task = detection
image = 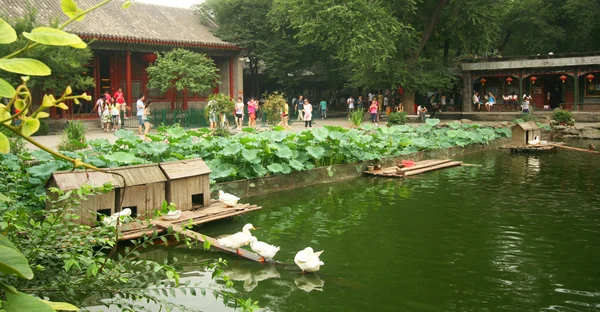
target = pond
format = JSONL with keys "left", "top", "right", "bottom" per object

{"left": 91, "top": 140, "right": 600, "bottom": 311}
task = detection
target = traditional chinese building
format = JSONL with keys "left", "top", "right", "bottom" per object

{"left": 460, "top": 53, "right": 600, "bottom": 113}
{"left": 2, "top": 0, "right": 243, "bottom": 119}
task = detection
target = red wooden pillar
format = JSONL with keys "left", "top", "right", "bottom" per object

{"left": 229, "top": 57, "right": 234, "bottom": 99}
{"left": 126, "top": 50, "right": 132, "bottom": 116}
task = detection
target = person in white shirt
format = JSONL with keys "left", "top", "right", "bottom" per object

{"left": 473, "top": 91, "right": 482, "bottom": 111}
{"left": 368, "top": 92, "right": 374, "bottom": 105}
{"left": 136, "top": 94, "right": 145, "bottom": 135}
{"left": 347, "top": 96, "right": 355, "bottom": 113}
{"left": 417, "top": 105, "right": 428, "bottom": 122}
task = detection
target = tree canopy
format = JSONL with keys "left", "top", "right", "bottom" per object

{"left": 146, "top": 48, "right": 220, "bottom": 107}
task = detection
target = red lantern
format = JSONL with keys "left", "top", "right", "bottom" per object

{"left": 530, "top": 76, "right": 537, "bottom": 84}
{"left": 141, "top": 53, "right": 158, "bottom": 63}
{"left": 587, "top": 73, "right": 595, "bottom": 82}
{"left": 506, "top": 77, "right": 513, "bottom": 85}
{"left": 480, "top": 78, "right": 487, "bottom": 85}
{"left": 560, "top": 75, "right": 567, "bottom": 83}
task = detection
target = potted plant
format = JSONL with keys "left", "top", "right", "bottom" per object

{"left": 551, "top": 109, "right": 574, "bottom": 126}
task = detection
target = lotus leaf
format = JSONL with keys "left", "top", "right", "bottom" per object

{"left": 306, "top": 146, "right": 325, "bottom": 159}
{"left": 242, "top": 149, "right": 260, "bottom": 163}
{"left": 267, "top": 163, "right": 284, "bottom": 173}
{"left": 220, "top": 143, "right": 242, "bottom": 157}
{"left": 275, "top": 146, "right": 294, "bottom": 159}
{"left": 252, "top": 163, "right": 267, "bottom": 177}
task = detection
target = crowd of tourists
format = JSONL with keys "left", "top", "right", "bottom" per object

{"left": 473, "top": 91, "right": 532, "bottom": 113}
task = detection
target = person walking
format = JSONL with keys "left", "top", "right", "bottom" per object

{"left": 296, "top": 95, "right": 304, "bottom": 121}
{"left": 247, "top": 97, "right": 258, "bottom": 128}
{"left": 234, "top": 97, "right": 244, "bottom": 130}
{"left": 368, "top": 92, "right": 374, "bottom": 106}
{"left": 92, "top": 95, "right": 105, "bottom": 128}
{"left": 110, "top": 101, "right": 120, "bottom": 132}
{"left": 143, "top": 100, "right": 152, "bottom": 135}
{"left": 102, "top": 101, "right": 111, "bottom": 132}
{"left": 136, "top": 94, "right": 145, "bottom": 135}
{"left": 207, "top": 99, "right": 217, "bottom": 129}
{"left": 369, "top": 100, "right": 378, "bottom": 126}
{"left": 357, "top": 95, "right": 364, "bottom": 111}
{"left": 347, "top": 96, "right": 355, "bottom": 114}
{"left": 372, "top": 97, "right": 379, "bottom": 124}
{"left": 319, "top": 99, "right": 327, "bottom": 119}
{"left": 303, "top": 99, "right": 312, "bottom": 128}
{"left": 278, "top": 100, "right": 290, "bottom": 130}
{"left": 113, "top": 87, "right": 127, "bottom": 128}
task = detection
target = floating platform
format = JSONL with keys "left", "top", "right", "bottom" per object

{"left": 363, "top": 159, "right": 463, "bottom": 178}
{"left": 117, "top": 199, "right": 271, "bottom": 263}
{"left": 500, "top": 144, "right": 557, "bottom": 153}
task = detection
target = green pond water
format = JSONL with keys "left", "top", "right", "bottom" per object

{"left": 91, "top": 140, "right": 600, "bottom": 311}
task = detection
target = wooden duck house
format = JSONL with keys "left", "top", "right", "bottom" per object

{"left": 512, "top": 122, "right": 541, "bottom": 146}
{"left": 159, "top": 159, "right": 211, "bottom": 211}
{"left": 46, "top": 164, "right": 167, "bottom": 225}
{"left": 46, "top": 171, "right": 121, "bottom": 226}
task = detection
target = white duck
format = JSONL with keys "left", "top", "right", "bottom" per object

{"left": 528, "top": 135, "right": 540, "bottom": 145}
{"left": 248, "top": 236, "right": 280, "bottom": 262}
{"left": 294, "top": 247, "right": 324, "bottom": 273}
{"left": 218, "top": 190, "right": 240, "bottom": 207}
{"left": 217, "top": 223, "right": 255, "bottom": 254}
{"left": 101, "top": 208, "right": 132, "bottom": 226}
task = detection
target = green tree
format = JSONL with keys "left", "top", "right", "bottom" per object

{"left": 270, "top": 0, "right": 504, "bottom": 112}
{"left": 0, "top": 7, "right": 94, "bottom": 103}
{"left": 198, "top": 0, "right": 272, "bottom": 97}
{"left": 146, "top": 48, "right": 220, "bottom": 109}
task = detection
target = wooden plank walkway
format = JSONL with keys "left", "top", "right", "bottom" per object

{"left": 151, "top": 221, "right": 277, "bottom": 264}
{"left": 363, "top": 159, "right": 462, "bottom": 178}
{"left": 118, "top": 199, "right": 261, "bottom": 241}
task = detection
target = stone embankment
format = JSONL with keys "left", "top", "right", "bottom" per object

{"left": 552, "top": 124, "right": 600, "bottom": 139}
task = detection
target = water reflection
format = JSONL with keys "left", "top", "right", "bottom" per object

{"left": 223, "top": 264, "right": 280, "bottom": 292}
{"left": 294, "top": 274, "right": 325, "bottom": 292}
{"left": 96, "top": 141, "right": 600, "bottom": 312}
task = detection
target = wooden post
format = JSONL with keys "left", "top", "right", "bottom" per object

{"left": 574, "top": 68, "right": 579, "bottom": 111}
{"left": 126, "top": 50, "right": 132, "bottom": 116}
{"left": 518, "top": 71, "right": 524, "bottom": 108}
{"left": 229, "top": 57, "right": 234, "bottom": 100}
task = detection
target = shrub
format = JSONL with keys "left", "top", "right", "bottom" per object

{"left": 263, "top": 92, "right": 287, "bottom": 125}
{"left": 551, "top": 109, "right": 574, "bottom": 126}
{"left": 57, "top": 120, "right": 87, "bottom": 151}
{"left": 387, "top": 111, "right": 407, "bottom": 126}
{"left": 348, "top": 109, "right": 364, "bottom": 127}
{"left": 513, "top": 113, "right": 538, "bottom": 124}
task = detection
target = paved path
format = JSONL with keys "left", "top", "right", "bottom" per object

{"left": 24, "top": 117, "right": 508, "bottom": 151}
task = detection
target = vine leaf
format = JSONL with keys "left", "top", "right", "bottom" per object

{"left": 60, "top": 0, "right": 85, "bottom": 21}
{"left": 21, "top": 118, "right": 40, "bottom": 137}
{"left": 22, "top": 27, "right": 84, "bottom": 47}
{"left": 0, "top": 18, "right": 17, "bottom": 44}
{"left": 0, "top": 237, "right": 34, "bottom": 279}
{"left": 0, "top": 78, "right": 16, "bottom": 98}
{"left": 0, "top": 132, "right": 9, "bottom": 153}
{"left": 3, "top": 291, "right": 55, "bottom": 312}
{"left": 0, "top": 58, "right": 51, "bottom": 76}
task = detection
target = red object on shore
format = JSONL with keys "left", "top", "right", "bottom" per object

{"left": 587, "top": 73, "right": 595, "bottom": 82}
{"left": 402, "top": 160, "right": 415, "bottom": 167}
{"left": 506, "top": 77, "right": 513, "bottom": 85}
{"left": 530, "top": 76, "right": 537, "bottom": 84}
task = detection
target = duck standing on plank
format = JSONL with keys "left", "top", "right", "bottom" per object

{"left": 248, "top": 236, "right": 280, "bottom": 262}
{"left": 217, "top": 223, "right": 255, "bottom": 254}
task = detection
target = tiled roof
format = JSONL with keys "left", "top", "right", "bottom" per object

{"left": 0, "top": 0, "right": 239, "bottom": 50}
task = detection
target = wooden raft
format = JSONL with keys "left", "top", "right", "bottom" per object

{"left": 118, "top": 199, "right": 261, "bottom": 241}
{"left": 363, "top": 159, "right": 462, "bottom": 178}
{"left": 500, "top": 144, "right": 557, "bottom": 153}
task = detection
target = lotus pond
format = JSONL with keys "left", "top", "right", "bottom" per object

{"left": 22, "top": 120, "right": 511, "bottom": 184}
{"left": 87, "top": 139, "right": 600, "bottom": 311}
